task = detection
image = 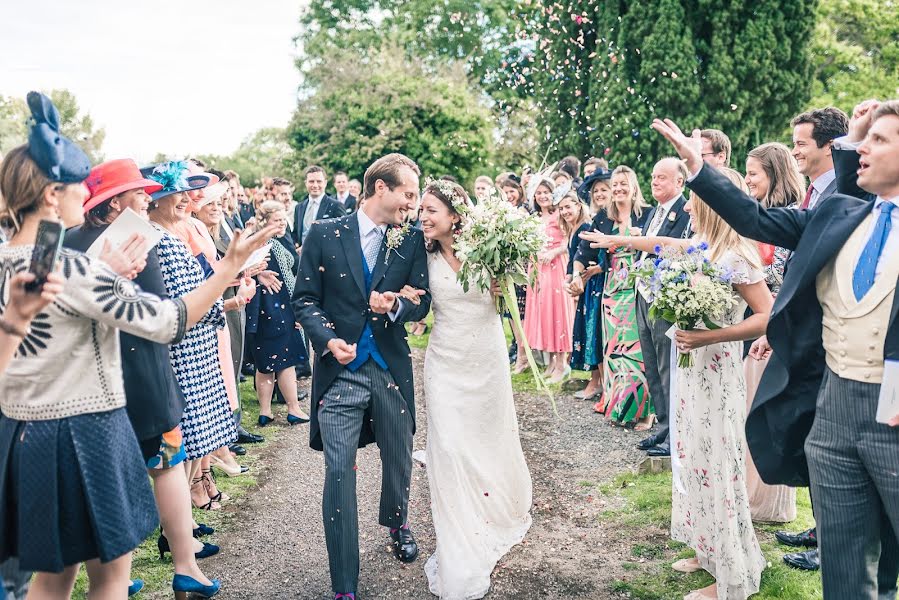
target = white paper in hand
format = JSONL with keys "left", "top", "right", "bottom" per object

{"left": 876, "top": 359, "right": 899, "bottom": 425}
{"left": 85, "top": 208, "right": 162, "bottom": 258}
{"left": 239, "top": 243, "right": 271, "bottom": 272}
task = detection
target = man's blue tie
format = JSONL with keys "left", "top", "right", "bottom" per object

{"left": 852, "top": 202, "right": 894, "bottom": 301}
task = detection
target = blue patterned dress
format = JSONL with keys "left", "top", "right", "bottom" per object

{"left": 155, "top": 230, "right": 237, "bottom": 459}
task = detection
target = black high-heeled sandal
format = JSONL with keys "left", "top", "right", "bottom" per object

{"left": 191, "top": 477, "right": 220, "bottom": 511}
{"left": 201, "top": 469, "right": 230, "bottom": 503}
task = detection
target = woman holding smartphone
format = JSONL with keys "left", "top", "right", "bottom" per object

{"left": 0, "top": 93, "right": 276, "bottom": 599}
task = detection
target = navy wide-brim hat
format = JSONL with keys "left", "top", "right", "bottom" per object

{"left": 577, "top": 167, "right": 613, "bottom": 203}
{"left": 140, "top": 162, "right": 210, "bottom": 201}
{"left": 26, "top": 91, "right": 91, "bottom": 183}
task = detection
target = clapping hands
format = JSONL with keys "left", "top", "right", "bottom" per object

{"left": 99, "top": 233, "right": 148, "bottom": 280}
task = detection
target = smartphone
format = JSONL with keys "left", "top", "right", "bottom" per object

{"left": 25, "top": 219, "right": 64, "bottom": 292}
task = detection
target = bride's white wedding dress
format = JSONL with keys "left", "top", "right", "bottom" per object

{"left": 423, "top": 251, "right": 533, "bottom": 600}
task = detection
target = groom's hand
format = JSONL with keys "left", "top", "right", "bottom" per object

{"left": 327, "top": 338, "right": 357, "bottom": 365}
{"left": 370, "top": 290, "right": 399, "bottom": 314}
{"left": 398, "top": 285, "right": 426, "bottom": 305}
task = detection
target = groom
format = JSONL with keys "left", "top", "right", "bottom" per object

{"left": 293, "top": 153, "right": 431, "bottom": 599}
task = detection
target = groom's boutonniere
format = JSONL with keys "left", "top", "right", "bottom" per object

{"left": 667, "top": 211, "right": 677, "bottom": 223}
{"left": 385, "top": 222, "right": 410, "bottom": 262}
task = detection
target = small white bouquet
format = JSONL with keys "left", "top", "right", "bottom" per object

{"left": 452, "top": 188, "right": 553, "bottom": 399}
{"left": 629, "top": 242, "right": 736, "bottom": 367}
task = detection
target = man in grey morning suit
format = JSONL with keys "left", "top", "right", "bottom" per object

{"left": 293, "top": 154, "right": 431, "bottom": 600}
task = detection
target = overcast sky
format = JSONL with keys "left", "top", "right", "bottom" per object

{"left": 1, "top": 0, "right": 304, "bottom": 162}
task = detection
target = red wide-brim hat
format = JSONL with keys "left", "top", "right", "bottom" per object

{"left": 83, "top": 158, "right": 163, "bottom": 213}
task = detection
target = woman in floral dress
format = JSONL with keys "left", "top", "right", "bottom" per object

{"left": 582, "top": 167, "right": 773, "bottom": 599}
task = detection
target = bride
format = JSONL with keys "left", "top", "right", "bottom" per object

{"left": 399, "top": 180, "right": 532, "bottom": 600}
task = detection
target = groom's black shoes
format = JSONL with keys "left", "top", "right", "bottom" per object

{"left": 390, "top": 527, "right": 419, "bottom": 563}
{"left": 646, "top": 442, "right": 670, "bottom": 457}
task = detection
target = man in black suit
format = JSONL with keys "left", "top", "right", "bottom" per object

{"left": 634, "top": 157, "right": 692, "bottom": 457}
{"left": 334, "top": 170, "right": 357, "bottom": 212}
{"left": 652, "top": 99, "right": 899, "bottom": 599}
{"left": 770, "top": 106, "right": 848, "bottom": 571}
{"left": 293, "top": 153, "right": 431, "bottom": 600}
{"left": 293, "top": 165, "right": 346, "bottom": 249}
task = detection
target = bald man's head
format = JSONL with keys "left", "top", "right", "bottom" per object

{"left": 651, "top": 157, "right": 687, "bottom": 203}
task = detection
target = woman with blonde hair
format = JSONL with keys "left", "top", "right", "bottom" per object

{"left": 245, "top": 200, "right": 310, "bottom": 427}
{"left": 582, "top": 167, "right": 772, "bottom": 599}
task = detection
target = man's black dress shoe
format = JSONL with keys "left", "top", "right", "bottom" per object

{"left": 237, "top": 430, "right": 264, "bottom": 444}
{"left": 646, "top": 443, "right": 670, "bottom": 457}
{"left": 636, "top": 434, "right": 658, "bottom": 451}
{"left": 775, "top": 527, "right": 817, "bottom": 548}
{"left": 389, "top": 527, "right": 419, "bottom": 563}
{"left": 229, "top": 443, "right": 246, "bottom": 456}
{"left": 783, "top": 549, "right": 819, "bottom": 571}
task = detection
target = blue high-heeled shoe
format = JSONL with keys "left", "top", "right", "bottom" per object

{"left": 128, "top": 579, "right": 144, "bottom": 596}
{"left": 172, "top": 574, "right": 220, "bottom": 599}
{"left": 158, "top": 533, "right": 219, "bottom": 559}
{"left": 286, "top": 413, "right": 310, "bottom": 425}
{"left": 258, "top": 415, "right": 274, "bottom": 426}
{"left": 193, "top": 523, "right": 215, "bottom": 537}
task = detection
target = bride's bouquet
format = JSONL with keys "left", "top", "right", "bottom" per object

{"left": 628, "top": 242, "right": 736, "bottom": 367}
{"left": 451, "top": 187, "right": 554, "bottom": 400}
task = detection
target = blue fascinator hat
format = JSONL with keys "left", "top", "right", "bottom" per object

{"left": 26, "top": 91, "right": 91, "bottom": 183}
{"left": 141, "top": 161, "right": 210, "bottom": 201}
{"left": 577, "top": 167, "right": 613, "bottom": 203}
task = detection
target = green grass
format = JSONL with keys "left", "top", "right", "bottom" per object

{"left": 71, "top": 381, "right": 283, "bottom": 598}
{"left": 600, "top": 471, "right": 823, "bottom": 600}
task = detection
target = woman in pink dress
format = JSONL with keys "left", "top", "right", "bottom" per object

{"left": 524, "top": 177, "right": 574, "bottom": 383}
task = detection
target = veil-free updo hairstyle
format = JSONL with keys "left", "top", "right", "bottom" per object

{"left": 421, "top": 178, "right": 472, "bottom": 254}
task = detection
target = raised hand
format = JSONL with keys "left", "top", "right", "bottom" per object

{"left": 650, "top": 118, "right": 703, "bottom": 176}
{"left": 370, "top": 290, "right": 398, "bottom": 314}
{"left": 222, "top": 223, "right": 280, "bottom": 272}
{"left": 847, "top": 99, "right": 881, "bottom": 143}
{"left": 579, "top": 230, "right": 616, "bottom": 249}
{"left": 99, "top": 233, "right": 148, "bottom": 280}
{"left": 327, "top": 338, "right": 357, "bottom": 365}
{"left": 257, "top": 270, "right": 282, "bottom": 294}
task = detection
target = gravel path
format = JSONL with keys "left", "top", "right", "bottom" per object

{"left": 201, "top": 351, "right": 653, "bottom": 599}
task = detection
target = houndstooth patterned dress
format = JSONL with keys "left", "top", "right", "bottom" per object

{"left": 155, "top": 229, "right": 237, "bottom": 459}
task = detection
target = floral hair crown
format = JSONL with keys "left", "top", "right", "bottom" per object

{"left": 425, "top": 177, "right": 471, "bottom": 213}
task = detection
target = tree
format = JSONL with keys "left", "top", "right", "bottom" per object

{"left": 196, "top": 128, "right": 293, "bottom": 186}
{"left": 287, "top": 45, "right": 493, "bottom": 186}
{"left": 807, "top": 0, "right": 899, "bottom": 113}
{"left": 0, "top": 90, "right": 105, "bottom": 163}
{"left": 530, "top": 0, "right": 817, "bottom": 175}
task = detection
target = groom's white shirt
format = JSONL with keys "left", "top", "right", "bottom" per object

{"left": 357, "top": 207, "right": 403, "bottom": 322}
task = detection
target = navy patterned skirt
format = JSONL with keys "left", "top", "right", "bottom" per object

{"left": 0, "top": 409, "right": 158, "bottom": 572}
{"left": 570, "top": 274, "right": 604, "bottom": 371}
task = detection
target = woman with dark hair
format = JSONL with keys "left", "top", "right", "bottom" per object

{"left": 524, "top": 177, "right": 574, "bottom": 383}
{"left": 0, "top": 93, "right": 275, "bottom": 599}
{"left": 498, "top": 177, "right": 530, "bottom": 369}
{"left": 399, "top": 179, "right": 531, "bottom": 600}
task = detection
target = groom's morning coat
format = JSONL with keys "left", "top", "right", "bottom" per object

{"left": 293, "top": 213, "right": 431, "bottom": 451}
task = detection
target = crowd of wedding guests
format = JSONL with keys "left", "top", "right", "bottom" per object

{"left": 1, "top": 88, "right": 897, "bottom": 600}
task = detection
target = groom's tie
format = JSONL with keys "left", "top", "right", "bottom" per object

{"left": 852, "top": 202, "right": 894, "bottom": 301}
{"left": 363, "top": 227, "right": 383, "bottom": 272}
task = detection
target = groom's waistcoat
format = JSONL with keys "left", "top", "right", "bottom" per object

{"left": 347, "top": 245, "right": 388, "bottom": 371}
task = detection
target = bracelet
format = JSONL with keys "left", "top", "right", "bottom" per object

{"left": 0, "top": 316, "right": 29, "bottom": 338}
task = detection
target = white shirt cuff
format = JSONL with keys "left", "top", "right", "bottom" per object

{"left": 832, "top": 135, "right": 861, "bottom": 151}
{"left": 388, "top": 298, "right": 404, "bottom": 322}
{"left": 686, "top": 163, "right": 704, "bottom": 182}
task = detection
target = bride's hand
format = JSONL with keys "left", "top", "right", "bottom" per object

{"left": 489, "top": 279, "right": 503, "bottom": 298}
{"left": 397, "top": 285, "right": 425, "bottom": 305}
